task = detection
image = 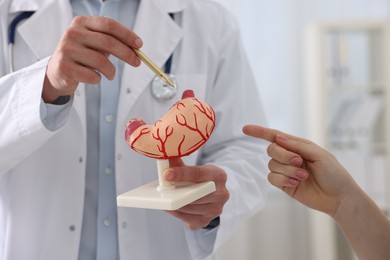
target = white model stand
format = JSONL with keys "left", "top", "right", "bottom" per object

{"left": 117, "top": 159, "right": 216, "bottom": 210}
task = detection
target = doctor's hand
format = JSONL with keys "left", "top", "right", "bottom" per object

{"left": 43, "top": 16, "right": 143, "bottom": 103}
{"left": 164, "top": 158, "right": 229, "bottom": 230}
{"left": 242, "top": 124, "right": 360, "bottom": 217}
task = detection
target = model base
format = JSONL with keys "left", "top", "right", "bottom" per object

{"left": 117, "top": 180, "right": 216, "bottom": 210}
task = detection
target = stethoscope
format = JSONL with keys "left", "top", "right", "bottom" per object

{"left": 7, "top": 10, "right": 178, "bottom": 101}
{"left": 151, "top": 13, "right": 178, "bottom": 101}
{"left": 151, "top": 53, "right": 178, "bottom": 101}
{"left": 7, "top": 11, "right": 35, "bottom": 73}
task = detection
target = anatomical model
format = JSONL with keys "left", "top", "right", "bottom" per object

{"left": 125, "top": 89, "right": 215, "bottom": 159}
{"left": 117, "top": 89, "right": 217, "bottom": 210}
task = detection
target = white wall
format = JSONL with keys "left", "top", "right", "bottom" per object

{"left": 217, "top": 0, "right": 390, "bottom": 135}
{"left": 215, "top": 1, "right": 390, "bottom": 259}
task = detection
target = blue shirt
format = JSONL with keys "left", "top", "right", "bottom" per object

{"left": 69, "top": 0, "right": 139, "bottom": 259}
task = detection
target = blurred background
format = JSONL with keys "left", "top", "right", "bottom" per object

{"left": 213, "top": 0, "right": 390, "bottom": 259}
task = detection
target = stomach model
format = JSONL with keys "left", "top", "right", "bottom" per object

{"left": 125, "top": 89, "right": 216, "bottom": 159}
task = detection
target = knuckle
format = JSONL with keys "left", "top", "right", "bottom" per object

{"left": 100, "top": 35, "right": 116, "bottom": 49}
{"left": 212, "top": 166, "right": 227, "bottom": 183}
{"left": 95, "top": 53, "right": 109, "bottom": 68}
{"left": 215, "top": 190, "right": 229, "bottom": 206}
{"left": 71, "top": 16, "right": 85, "bottom": 25}
{"left": 221, "top": 189, "right": 230, "bottom": 203}
{"left": 266, "top": 143, "right": 275, "bottom": 156}
{"left": 215, "top": 207, "right": 223, "bottom": 216}
{"left": 267, "top": 172, "right": 277, "bottom": 185}
{"left": 56, "top": 44, "right": 69, "bottom": 56}
{"left": 210, "top": 204, "right": 223, "bottom": 216}
{"left": 268, "top": 159, "right": 274, "bottom": 169}
{"left": 101, "top": 17, "right": 116, "bottom": 32}
{"left": 63, "top": 27, "right": 81, "bottom": 43}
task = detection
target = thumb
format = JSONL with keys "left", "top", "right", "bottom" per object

{"left": 168, "top": 157, "right": 185, "bottom": 167}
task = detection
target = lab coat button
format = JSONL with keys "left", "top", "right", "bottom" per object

{"left": 69, "top": 225, "right": 75, "bottom": 231}
{"left": 105, "top": 114, "right": 113, "bottom": 123}
{"left": 79, "top": 157, "right": 83, "bottom": 163}
{"left": 122, "top": 222, "right": 127, "bottom": 229}
{"left": 105, "top": 166, "right": 113, "bottom": 174}
{"left": 103, "top": 218, "right": 111, "bottom": 226}
{"left": 116, "top": 154, "right": 122, "bottom": 160}
{"left": 126, "top": 88, "right": 131, "bottom": 94}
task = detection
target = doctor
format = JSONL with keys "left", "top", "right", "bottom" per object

{"left": 0, "top": 0, "right": 269, "bottom": 260}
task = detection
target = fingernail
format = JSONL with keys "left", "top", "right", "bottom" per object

{"left": 288, "top": 178, "right": 300, "bottom": 186}
{"left": 164, "top": 169, "right": 175, "bottom": 181}
{"left": 134, "top": 38, "right": 143, "bottom": 48}
{"left": 276, "top": 134, "right": 289, "bottom": 142}
{"left": 296, "top": 169, "right": 308, "bottom": 179}
{"left": 134, "top": 58, "right": 141, "bottom": 67}
{"left": 291, "top": 156, "right": 303, "bottom": 166}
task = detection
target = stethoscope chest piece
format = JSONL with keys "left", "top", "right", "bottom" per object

{"left": 151, "top": 74, "right": 178, "bottom": 101}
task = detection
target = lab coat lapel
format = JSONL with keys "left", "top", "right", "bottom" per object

{"left": 8, "top": 0, "right": 54, "bottom": 13}
{"left": 117, "top": 0, "right": 184, "bottom": 126}
{"left": 16, "top": 0, "right": 73, "bottom": 60}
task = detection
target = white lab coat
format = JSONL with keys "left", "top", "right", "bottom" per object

{"left": 0, "top": 0, "right": 269, "bottom": 259}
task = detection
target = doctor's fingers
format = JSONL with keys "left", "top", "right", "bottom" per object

{"left": 47, "top": 50, "right": 114, "bottom": 95}
{"left": 268, "top": 159, "right": 309, "bottom": 182}
{"left": 54, "top": 46, "right": 115, "bottom": 82}
{"left": 83, "top": 30, "right": 142, "bottom": 67}
{"left": 165, "top": 165, "right": 230, "bottom": 204}
{"left": 267, "top": 142, "right": 303, "bottom": 167}
{"left": 166, "top": 204, "right": 221, "bottom": 230}
{"left": 165, "top": 164, "right": 228, "bottom": 189}
{"left": 66, "top": 16, "right": 142, "bottom": 67}
{"left": 71, "top": 16, "right": 143, "bottom": 49}
{"left": 267, "top": 170, "right": 301, "bottom": 188}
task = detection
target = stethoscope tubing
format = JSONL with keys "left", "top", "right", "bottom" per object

{"left": 150, "top": 12, "right": 178, "bottom": 101}
{"left": 7, "top": 11, "right": 35, "bottom": 73}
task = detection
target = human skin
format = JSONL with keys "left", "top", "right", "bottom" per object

{"left": 243, "top": 124, "right": 390, "bottom": 260}
{"left": 43, "top": 16, "right": 143, "bottom": 103}
{"left": 164, "top": 157, "right": 229, "bottom": 230}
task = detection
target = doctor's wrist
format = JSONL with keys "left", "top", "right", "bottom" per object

{"left": 42, "top": 74, "right": 73, "bottom": 104}
{"left": 42, "top": 75, "right": 63, "bottom": 103}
